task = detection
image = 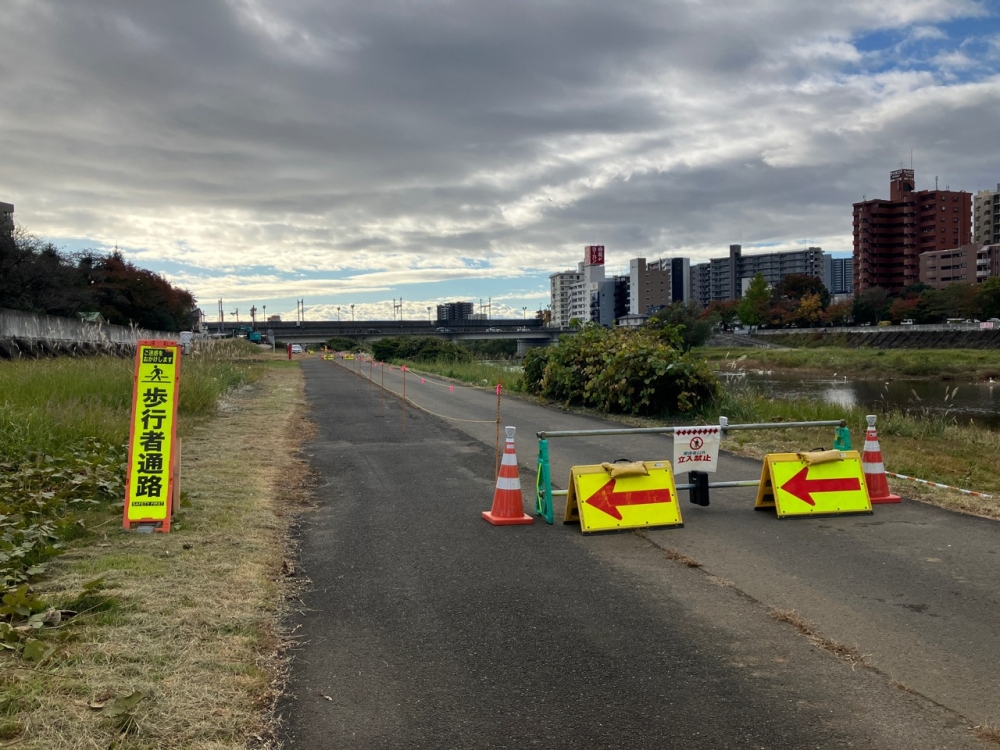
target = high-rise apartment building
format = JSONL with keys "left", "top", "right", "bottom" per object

{"left": 975, "top": 185, "right": 1000, "bottom": 246}
{"left": 689, "top": 244, "right": 828, "bottom": 307}
{"left": 670, "top": 257, "right": 690, "bottom": 304}
{"left": 0, "top": 201, "right": 12, "bottom": 237}
{"left": 436, "top": 301, "right": 473, "bottom": 323}
{"left": 628, "top": 257, "right": 671, "bottom": 315}
{"left": 853, "top": 169, "right": 972, "bottom": 293}
{"left": 739, "top": 245, "right": 825, "bottom": 293}
{"left": 824, "top": 256, "right": 853, "bottom": 296}
{"left": 689, "top": 263, "right": 711, "bottom": 308}
{"left": 549, "top": 268, "right": 582, "bottom": 327}
{"left": 919, "top": 244, "right": 1000, "bottom": 289}
{"left": 549, "top": 246, "right": 609, "bottom": 326}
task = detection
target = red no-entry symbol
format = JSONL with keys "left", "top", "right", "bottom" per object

{"left": 689, "top": 436, "right": 704, "bottom": 450}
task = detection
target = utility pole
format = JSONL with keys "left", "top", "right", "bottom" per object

{"left": 393, "top": 298, "right": 403, "bottom": 326}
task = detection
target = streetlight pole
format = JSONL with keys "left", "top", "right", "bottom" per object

{"left": 337, "top": 306, "right": 341, "bottom": 322}
{"left": 522, "top": 306, "right": 527, "bottom": 320}
{"left": 351, "top": 304, "right": 355, "bottom": 323}
{"left": 427, "top": 306, "right": 432, "bottom": 324}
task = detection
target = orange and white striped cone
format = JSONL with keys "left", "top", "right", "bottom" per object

{"left": 862, "top": 415, "right": 901, "bottom": 504}
{"left": 482, "top": 426, "right": 534, "bottom": 526}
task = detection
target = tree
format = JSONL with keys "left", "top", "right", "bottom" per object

{"left": 702, "top": 300, "right": 740, "bottom": 330}
{"left": 976, "top": 277, "right": 1000, "bottom": 319}
{"left": 650, "top": 301, "right": 714, "bottom": 352}
{"left": 772, "top": 274, "right": 831, "bottom": 310}
{"left": 737, "top": 273, "right": 770, "bottom": 330}
{"left": 822, "top": 300, "right": 852, "bottom": 326}
{"left": 852, "top": 287, "right": 890, "bottom": 325}
{"left": 791, "top": 292, "right": 824, "bottom": 327}
{"left": 888, "top": 297, "right": 919, "bottom": 323}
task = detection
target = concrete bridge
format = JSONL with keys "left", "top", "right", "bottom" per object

{"left": 214, "top": 319, "right": 569, "bottom": 356}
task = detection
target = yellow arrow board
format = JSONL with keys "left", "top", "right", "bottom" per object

{"left": 755, "top": 452, "right": 872, "bottom": 518}
{"left": 565, "top": 462, "right": 682, "bottom": 533}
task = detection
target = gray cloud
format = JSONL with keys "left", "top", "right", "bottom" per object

{"left": 1, "top": 0, "right": 997, "bottom": 311}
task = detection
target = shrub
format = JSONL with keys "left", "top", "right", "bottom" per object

{"left": 522, "top": 347, "right": 549, "bottom": 393}
{"left": 531, "top": 325, "right": 719, "bottom": 416}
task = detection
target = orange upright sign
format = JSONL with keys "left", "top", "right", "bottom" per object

{"left": 123, "top": 340, "right": 182, "bottom": 532}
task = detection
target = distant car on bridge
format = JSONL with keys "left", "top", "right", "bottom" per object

{"left": 435, "top": 327, "right": 452, "bottom": 332}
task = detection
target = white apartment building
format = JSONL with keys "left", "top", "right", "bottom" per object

{"left": 549, "top": 269, "right": 582, "bottom": 327}
{"left": 549, "top": 246, "right": 608, "bottom": 327}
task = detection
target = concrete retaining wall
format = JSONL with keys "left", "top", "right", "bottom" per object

{"left": 752, "top": 327, "right": 1000, "bottom": 349}
{"left": 0, "top": 308, "right": 177, "bottom": 359}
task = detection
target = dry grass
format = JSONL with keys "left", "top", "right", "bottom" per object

{"left": 4, "top": 364, "right": 309, "bottom": 749}
{"left": 663, "top": 548, "right": 703, "bottom": 567}
{"left": 769, "top": 607, "right": 866, "bottom": 666}
{"left": 972, "top": 723, "right": 1000, "bottom": 745}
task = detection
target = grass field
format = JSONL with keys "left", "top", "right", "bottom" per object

{"left": 1, "top": 342, "right": 302, "bottom": 748}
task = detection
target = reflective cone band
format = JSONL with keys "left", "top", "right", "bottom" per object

{"left": 862, "top": 415, "right": 901, "bottom": 504}
{"left": 483, "top": 426, "right": 534, "bottom": 525}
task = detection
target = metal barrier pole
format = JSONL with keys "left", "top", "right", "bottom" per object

{"left": 537, "top": 419, "right": 845, "bottom": 440}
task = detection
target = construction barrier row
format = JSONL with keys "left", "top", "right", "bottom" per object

{"left": 484, "top": 415, "right": 902, "bottom": 534}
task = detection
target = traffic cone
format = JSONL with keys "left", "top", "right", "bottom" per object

{"left": 483, "top": 426, "right": 534, "bottom": 525}
{"left": 862, "top": 415, "right": 901, "bottom": 504}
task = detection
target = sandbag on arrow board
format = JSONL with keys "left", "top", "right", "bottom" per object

{"left": 564, "top": 461, "right": 682, "bottom": 533}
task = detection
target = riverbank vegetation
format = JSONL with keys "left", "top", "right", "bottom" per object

{"left": 371, "top": 335, "right": 472, "bottom": 363}
{"left": 700, "top": 346, "right": 1000, "bottom": 380}
{"left": 0, "top": 340, "right": 297, "bottom": 748}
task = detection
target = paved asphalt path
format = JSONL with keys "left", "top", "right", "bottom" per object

{"left": 280, "top": 360, "right": 983, "bottom": 748}
{"left": 332, "top": 358, "right": 1000, "bottom": 728}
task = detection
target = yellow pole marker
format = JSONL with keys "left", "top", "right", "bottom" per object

{"left": 124, "top": 340, "right": 182, "bottom": 533}
{"left": 755, "top": 451, "right": 872, "bottom": 518}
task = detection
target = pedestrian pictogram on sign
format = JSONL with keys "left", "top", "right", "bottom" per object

{"left": 754, "top": 451, "right": 872, "bottom": 518}
{"left": 564, "top": 461, "right": 682, "bottom": 533}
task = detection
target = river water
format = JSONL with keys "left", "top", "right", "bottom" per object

{"left": 721, "top": 370, "right": 1000, "bottom": 430}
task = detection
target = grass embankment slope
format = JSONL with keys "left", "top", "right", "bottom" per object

{"left": 700, "top": 346, "right": 1000, "bottom": 381}
{"left": 407, "top": 351, "right": 1000, "bottom": 521}
{"left": 1, "top": 343, "right": 306, "bottom": 749}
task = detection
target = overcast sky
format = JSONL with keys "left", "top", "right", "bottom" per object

{"left": 3, "top": 0, "right": 999, "bottom": 322}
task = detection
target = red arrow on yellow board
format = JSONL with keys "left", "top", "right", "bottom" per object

{"left": 780, "top": 467, "right": 861, "bottom": 506}
{"left": 584, "top": 479, "right": 673, "bottom": 520}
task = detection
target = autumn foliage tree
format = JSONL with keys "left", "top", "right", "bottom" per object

{"left": 0, "top": 227, "right": 197, "bottom": 332}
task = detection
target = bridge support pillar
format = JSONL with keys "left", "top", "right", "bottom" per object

{"left": 517, "top": 338, "right": 550, "bottom": 358}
